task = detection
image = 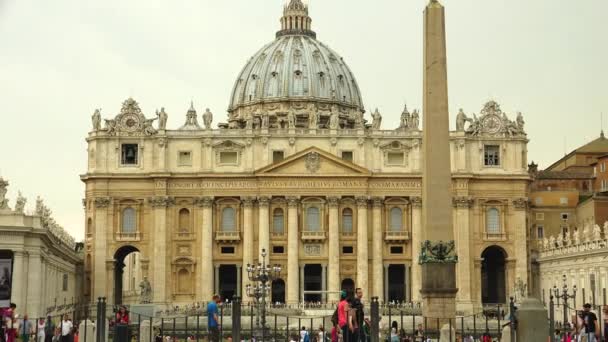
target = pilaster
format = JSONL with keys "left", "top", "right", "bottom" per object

{"left": 26, "top": 251, "right": 43, "bottom": 317}
{"left": 453, "top": 196, "right": 474, "bottom": 311}
{"left": 149, "top": 195, "right": 175, "bottom": 304}
{"left": 258, "top": 196, "right": 271, "bottom": 261}
{"left": 356, "top": 196, "right": 369, "bottom": 297}
{"left": 512, "top": 198, "right": 528, "bottom": 286}
{"left": 372, "top": 197, "right": 384, "bottom": 299}
{"left": 10, "top": 250, "right": 26, "bottom": 308}
{"left": 93, "top": 197, "right": 111, "bottom": 302}
{"left": 195, "top": 197, "right": 214, "bottom": 300}
{"left": 287, "top": 197, "right": 300, "bottom": 304}
{"left": 327, "top": 196, "right": 340, "bottom": 302}
{"left": 242, "top": 197, "right": 254, "bottom": 297}
{"left": 410, "top": 196, "right": 422, "bottom": 301}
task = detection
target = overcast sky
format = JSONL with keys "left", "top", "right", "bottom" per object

{"left": 0, "top": 0, "right": 606, "bottom": 240}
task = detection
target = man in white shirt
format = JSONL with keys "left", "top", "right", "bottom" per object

{"left": 60, "top": 315, "right": 72, "bottom": 342}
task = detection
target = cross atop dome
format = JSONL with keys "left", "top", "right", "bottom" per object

{"left": 277, "top": 0, "right": 316, "bottom": 39}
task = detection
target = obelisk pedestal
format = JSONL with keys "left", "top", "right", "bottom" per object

{"left": 419, "top": 0, "right": 458, "bottom": 331}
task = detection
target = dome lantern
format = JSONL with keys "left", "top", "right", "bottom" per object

{"left": 277, "top": 0, "right": 316, "bottom": 39}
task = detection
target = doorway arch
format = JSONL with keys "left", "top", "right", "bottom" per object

{"left": 481, "top": 245, "right": 507, "bottom": 304}
{"left": 113, "top": 245, "right": 141, "bottom": 305}
{"left": 271, "top": 279, "right": 285, "bottom": 304}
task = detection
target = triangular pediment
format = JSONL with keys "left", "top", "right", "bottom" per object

{"left": 255, "top": 147, "right": 371, "bottom": 176}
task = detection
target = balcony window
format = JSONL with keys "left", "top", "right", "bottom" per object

{"left": 486, "top": 208, "right": 500, "bottom": 234}
{"left": 484, "top": 145, "right": 500, "bottom": 166}
{"left": 122, "top": 208, "right": 136, "bottom": 233}
{"left": 389, "top": 207, "right": 403, "bottom": 231}
{"left": 222, "top": 207, "right": 236, "bottom": 231}
{"left": 537, "top": 226, "right": 544, "bottom": 239}
{"left": 273, "top": 208, "right": 285, "bottom": 233}
{"left": 342, "top": 208, "right": 353, "bottom": 233}
{"left": 306, "top": 207, "right": 320, "bottom": 231}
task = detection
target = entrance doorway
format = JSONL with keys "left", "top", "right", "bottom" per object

{"left": 219, "top": 265, "right": 237, "bottom": 301}
{"left": 387, "top": 264, "right": 406, "bottom": 302}
{"left": 304, "top": 264, "right": 322, "bottom": 302}
{"left": 481, "top": 246, "right": 507, "bottom": 304}
{"left": 341, "top": 278, "right": 355, "bottom": 299}
{"left": 114, "top": 245, "right": 141, "bottom": 305}
{"left": 271, "top": 279, "right": 285, "bottom": 304}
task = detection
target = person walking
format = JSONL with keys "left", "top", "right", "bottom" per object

{"left": 207, "top": 294, "right": 220, "bottom": 342}
{"left": 351, "top": 288, "right": 365, "bottom": 342}
{"left": 43, "top": 316, "right": 55, "bottom": 342}
{"left": 414, "top": 324, "right": 424, "bottom": 342}
{"left": 36, "top": 318, "right": 45, "bottom": 342}
{"left": 389, "top": 321, "right": 399, "bottom": 342}
{"left": 337, "top": 291, "right": 352, "bottom": 342}
{"left": 20, "top": 315, "right": 33, "bottom": 342}
{"left": 59, "top": 315, "right": 72, "bottom": 342}
{"left": 581, "top": 303, "right": 599, "bottom": 342}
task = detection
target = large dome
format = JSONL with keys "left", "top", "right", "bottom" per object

{"left": 224, "top": 0, "right": 365, "bottom": 130}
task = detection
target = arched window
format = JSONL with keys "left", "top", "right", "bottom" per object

{"left": 222, "top": 207, "right": 236, "bottom": 231}
{"left": 342, "top": 208, "right": 353, "bottom": 233}
{"left": 122, "top": 208, "right": 136, "bottom": 233}
{"left": 273, "top": 208, "right": 284, "bottom": 233}
{"left": 306, "top": 207, "right": 320, "bottom": 231}
{"left": 178, "top": 208, "right": 190, "bottom": 232}
{"left": 486, "top": 208, "right": 500, "bottom": 234}
{"left": 390, "top": 208, "right": 403, "bottom": 231}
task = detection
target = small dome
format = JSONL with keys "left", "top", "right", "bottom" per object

{"left": 225, "top": 0, "right": 365, "bottom": 130}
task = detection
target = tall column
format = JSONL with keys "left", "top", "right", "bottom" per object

{"left": 149, "top": 196, "right": 174, "bottom": 304}
{"left": 512, "top": 199, "right": 529, "bottom": 286}
{"left": 421, "top": 0, "right": 457, "bottom": 324}
{"left": 197, "top": 197, "right": 214, "bottom": 300}
{"left": 356, "top": 196, "right": 369, "bottom": 297}
{"left": 300, "top": 265, "right": 305, "bottom": 302}
{"left": 453, "top": 197, "right": 473, "bottom": 312}
{"left": 242, "top": 197, "right": 254, "bottom": 296}
{"left": 26, "top": 251, "right": 42, "bottom": 317}
{"left": 258, "top": 197, "right": 271, "bottom": 260}
{"left": 287, "top": 197, "right": 300, "bottom": 304}
{"left": 384, "top": 264, "right": 389, "bottom": 302}
{"left": 322, "top": 264, "right": 327, "bottom": 303}
{"left": 327, "top": 197, "right": 340, "bottom": 302}
{"left": 410, "top": 197, "right": 422, "bottom": 301}
{"left": 372, "top": 197, "right": 384, "bottom": 299}
{"left": 214, "top": 265, "right": 220, "bottom": 295}
{"left": 236, "top": 265, "right": 242, "bottom": 297}
{"left": 405, "top": 266, "right": 411, "bottom": 302}
{"left": 10, "top": 250, "right": 25, "bottom": 308}
{"left": 93, "top": 197, "right": 111, "bottom": 302}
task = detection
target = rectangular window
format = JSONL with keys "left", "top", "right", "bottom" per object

{"left": 221, "top": 246, "right": 235, "bottom": 254}
{"left": 62, "top": 274, "right": 69, "bottom": 291}
{"left": 342, "top": 246, "right": 354, "bottom": 254}
{"left": 178, "top": 151, "right": 192, "bottom": 166}
{"left": 272, "top": 246, "right": 284, "bottom": 254}
{"left": 341, "top": 151, "right": 354, "bottom": 162}
{"left": 484, "top": 145, "right": 500, "bottom": 166}
{"left": 387, "top": 152, "right": 404, "bottom": 165}
{"left": 535, "top": 213, "right": 545, "bottom": 221}
{"left": 560, "top": 197, "right": 568, "bottom": 205}
{"left": 219, "top": 151, "right": 238, "bottom": 165}
{"left": 121, "top": 144, "right": 138, "bottom": 165}
{"left": 537, "top": 226, "right": 544, "bottom": 239}
{"left": 272, "top": 151, "right": 285, "bottom": 163}
{"left": 561, "top": 213, "right": 569, "bottom": 220}
{"left": 390, "top": 246, "right": 403, "bottom": 254}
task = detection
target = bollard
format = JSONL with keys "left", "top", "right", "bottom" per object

{"left": 370, "top": 297, "right": 380, "bottom": 342}
{"left": 231, "top": 297, "right": 241, "bottom": 342}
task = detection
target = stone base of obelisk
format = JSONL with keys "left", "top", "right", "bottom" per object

{"left": 421, "top": 263, "right": 458, "bottom": 334}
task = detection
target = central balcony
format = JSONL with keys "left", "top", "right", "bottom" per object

{"left": 115, "top": 232, "right": 141, "bottom": 242}
{"left": 301, "top": 230, "right": 326, "bottom": 242}
{"left": 384, "top": 230, "right": 410, "bottom": 242}
{"left": 215, "top": 231, "right": 241, "bottom": 243}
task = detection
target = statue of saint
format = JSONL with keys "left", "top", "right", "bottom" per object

{"left": 604, "top": 221, "right": 608, "bottom": 239}
{"left": 542, "top": 237, "right": 549, "bottom": 251}
{"left": 371, "top": 108, "right": 382, "bottom": 130}
{"left": 203, "top": 108, "right": 213, "bottom": 129}
{"left": 308, "top": 111, "right": 317, "bottom": 129}
{"left": 91, "top": 109, "right": 101, "bottom": 131}
{"left": 354, "top": 112, "right": 364, "bottom": 129}
{"left": 287, "top": 111, "right": 296, "bottom": 129}
{"left": 514, "top": 277, "right": 527, "bottom": 302}
{"left": 456, "top": 108, "right": 468, "bottom": 131}
{"left": 139, "top": 277, "right": 152, "bottom": 304}
{"left": 0, "top": 178, "right": 9, "bottom": 210}
{"left": 572, "top": 228, "right": 580, "bottom": 245}
{"left": 410, "top": 110, "right": 420, "bottom": 130}
{"left": 400, "top": 105, "right": 410, "bottom": 129}
{"left": 261, "top": 113, "right": 269, "bottom": 129}
{"left": 245, "top": 113, "right": 253, "bottom": 129}
{"left": 14, "top": 192, "right": 26, "bottom": 214}
{"left": 516, "top": 112, "right": 525, "bottom": 131}
{"left": 329, "top": 111, "right": 339, "bottom": 130}
{"left": 593, "top": 224, "right": 602, "bottom": 241}
{"left": 549, "top": 235, "right": 556, "bottom": 249}
{"left": 556, "top": 233, "right": 563, "bottom": 248}
{"left": 582, "top": 224, "right": 591, "bottom": 243}
{"left": 156, "top": 107, "right": 168, "bottom": 130}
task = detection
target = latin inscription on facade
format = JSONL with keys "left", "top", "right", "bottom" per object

{"left": 304, "top": 244, "right": 322, "bottom": 256}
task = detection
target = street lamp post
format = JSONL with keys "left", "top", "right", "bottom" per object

{"left": 246, "top": 248, "right": 281, "bottom": 341}
{"left": 553, "top": 274, "right": 577, "bottom": 334}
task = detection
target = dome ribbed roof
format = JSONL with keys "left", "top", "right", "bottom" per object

{"left": 226, "top": 0, "right": 364, "bottom": 128}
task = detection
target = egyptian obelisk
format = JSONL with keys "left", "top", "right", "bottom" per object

{"left": 420, "top": 0, "right": 458, "bottom": 331}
